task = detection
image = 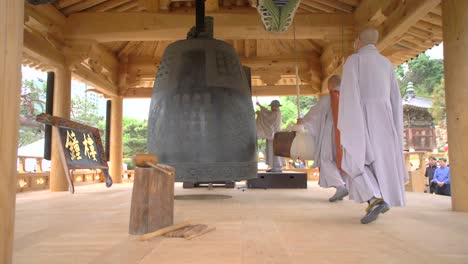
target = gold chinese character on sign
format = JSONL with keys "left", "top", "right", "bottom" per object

{"left": 65, "top": 130, "right": 82, "bottom": 160}
{"left": 82, "top": 133, "right": 97, "bottom": 161}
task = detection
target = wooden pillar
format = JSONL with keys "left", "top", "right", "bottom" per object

{"left": 0, "top": 0, "right": 23, "bottom": 262}
{"left": 109, "top": 96, "right": 123, "bottom": 183}
{"left": 408, "top": 128, "right": 415, "bottom": 152}
{"left": 49, "top": 67, "right": 72, "bottom": 192}
{"left": 442, "top": 0, "right": 468, "bottom": 212}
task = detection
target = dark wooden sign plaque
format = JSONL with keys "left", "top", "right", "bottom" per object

{"left": 37, "top": 113, "right": 113, "bottom": 193}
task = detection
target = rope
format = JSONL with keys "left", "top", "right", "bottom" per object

{"left": 293, "top": 21, "right": 301, "bottom": 119}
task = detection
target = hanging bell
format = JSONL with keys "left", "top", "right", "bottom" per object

{"left": 147, "top": 14, "right": 257, "bottom": 184}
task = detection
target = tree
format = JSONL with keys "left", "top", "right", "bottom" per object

{"left": 71, "top": 95, "right": 105, "bottom": 129}
{"left": 122, "top": 118, "right": 148, "bottom": 158}
{"left": 281, "top": 95, "right": 318, "bottom": 128}
{"left": 400, "top": 53, "right": 444, "bottom": 98}
{"left": 429, "top": 79, "right": 446, "bottom": 126}
{"left": 18, "top": 79, "right": 46, "bottom": 147}
{"left": 18, "top": 77, "right": 106, "bottom": 147}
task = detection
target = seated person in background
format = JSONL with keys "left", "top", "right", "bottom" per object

{"left": 291, "top": 159, "right": 306, "bottom": 168}
{"left": 432, "top": 158, "right": 451, "bottom": 196}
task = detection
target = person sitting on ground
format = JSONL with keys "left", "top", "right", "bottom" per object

{"left": 432, "top": 158, "right": 451, "bottom": 196}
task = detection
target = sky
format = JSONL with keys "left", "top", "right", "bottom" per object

{"left": 22, "top": 43, "right": 444, "bottom": 121}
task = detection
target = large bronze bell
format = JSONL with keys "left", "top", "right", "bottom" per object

{"left": 147, "top": 13, "right": 257, "bottom": 184}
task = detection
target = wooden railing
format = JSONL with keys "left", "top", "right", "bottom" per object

{"left": 17, "top": 153, "right": 436, "bottom": 193}
{"left": 16, "top": 156, "right": 104, "bottom": 193}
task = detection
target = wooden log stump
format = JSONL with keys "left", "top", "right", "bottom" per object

{"left": 129, "top": 167, "right": 174, "bottom": 235}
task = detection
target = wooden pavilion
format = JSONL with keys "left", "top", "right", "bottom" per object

{"left": 2, "top": 0, "right": 468, "bottom": 262}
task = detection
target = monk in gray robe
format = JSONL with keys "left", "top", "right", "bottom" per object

{"left": 298, "top": 75, "right": 349, "bottom": 202}
{"left": 256, "top": 100, "right": 285, "bottom": 172}
{"left": 338, "top": 27, "right": 408, "bottom": 224}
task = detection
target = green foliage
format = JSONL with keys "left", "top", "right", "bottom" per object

{"left": 280, "top": 95, "right": 318, "bottom": 128}
{"left": 399, "top": 53, "right": 444, "bottom": 98}
{"left": 71, "top": 96, "right": 105, "bottom": 129}
{"left": 395, "top": 52, "right": 446, "bottom": 126}
{"left": 122, "top": 117, "right": 148, "bottom": 158}
{"left": 20, "top": 79, "right": 46, "bottom": 116}
{"left": 18, "top": 79, "right": 46, "bottom": 147}
{"left": 429, "top": 80, "right": 446, "bottom": 126}
{"left": 18, "top": 77, "right": 106, "bottom": 148}
{"left": 18, "top": 127, "right": 43, "bottom": 147}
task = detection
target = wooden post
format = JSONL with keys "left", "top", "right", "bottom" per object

{"left": 50, "top": 67, "right": 72, "bottom": 192}
{"left": 442, "top": 0, "right": 468, "bottom": 212}
{"left": 109, "top": 96, "right": 123, "bottom": 183}
{"left": 408, "top": 128, "right": 415, "bottom": 152}
{"left": 0, "top": 0, "right": 23, "bottom": 262}
{"left": 129, "top": 167, "right": 174, "bottom": 235}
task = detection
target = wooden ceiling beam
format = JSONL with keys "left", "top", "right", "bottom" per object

{"left": 313, "top": 0, "right": 354, "bottom": 13}
{"left": 337, "top": 0, "right": 359, "bottom": 7}
{"left": 431, "top": 4, "right": 442, "bottom": 16}
{"left": 354, "top": 0, "right": 395, "bottom": 29}
{"left": 23, "top": 29, "right": 65, "bottom": 68}
{"left": 61, "top": 0, "right": 108, "bottom": 15}
{"left": 54, "top": 0, "right": 81, "bottom": 9}
{"left": 301, "top": 0, "right": 335, "bottom": 13}
{"left": 376, "top": 0, "right": 441, "bottom": 51}
{"left": 111, "top": 1, "right": 139, "bottom": 11}
{"left": 412, "top": 20, "right": 443, "bottom": 34}
{"left": 64, "top": 12, "right": 355, "bottom": 41}
{"left": 63, "top": 40, "right": 119, "bottom": 90}
{"left": 122, "top": 84, "right": 321, "bottom": 98}
{"left": 138, "top": 0, "right": 160, "bottom": 12}
{"left": 320, "top": 42, "right": 353, "bottom": 91}
{"left": 87, "top": 0, "right": 133, "bottom": 12}
{"left": 298, "top": 5, "right": 320, "bottom": 13}
{"left": 25, "top": 3, "right": 66, "bottom": 28}
{"left": 419, "top": 12, "right": 442, "bottom": 26}
{"left": 72, "top": 64, "right": 118, "bottom": 97}
{"left": 205, "top": 0, "right": 219, "bottom": 12}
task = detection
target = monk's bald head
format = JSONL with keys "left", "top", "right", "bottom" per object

{"left": 328, "top": 75, "right": 341, "bottom": 92}
{"left": 354, "top": 27, "right": 379, "bottom": 50}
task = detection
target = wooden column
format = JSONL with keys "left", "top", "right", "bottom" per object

{"left": 0, "top": 0, "right": 23, "bottom": 262}
{"left": 49, "top": 67, "right": 72, "bottom": 192}
{"left": 109, "top": 96, "right": 123, "bottom": 183}
{"left": 442, "top": 0, "right": 468, "bottom": 212}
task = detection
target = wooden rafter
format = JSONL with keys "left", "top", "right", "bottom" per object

{"left": 301, "top": 0, "right": 336, "bottom": 13}
{"left": 87, "top": 0, "right": 133, "bottom": 12}
{"left": 313, "top": 0, "right": 354, "bottom": 13}
{"left": 64, "top": 12, "right": 355, "bottom": 41}
{"left": 54, "top": 0, "right": 81, "bottom": 9}
{"left": 61, "top": 0, "right": 109, "bottom": 15}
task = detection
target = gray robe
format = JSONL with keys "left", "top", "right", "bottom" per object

{"left": 338, "top": 45, "right": 408, "bottom": 207}
{"left": 303, "top": 95, "right": 346, "bottom": 188}
{"left": 256, "top": 107, "right": 285, "bottom": 168}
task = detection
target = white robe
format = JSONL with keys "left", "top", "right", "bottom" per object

{"left": 338, "top": 44, "right": 408, "bottom": 207}
{"left": 256, "top": 107, "right": 285, "bottom": 168}
{"left": 303, "top": 95, "right": 346, "bottom": 188}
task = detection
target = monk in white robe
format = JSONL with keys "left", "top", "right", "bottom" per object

{"left": 256, "top": 100, "right": 285, "bottom": 172}
{"left": 298, "top": 75, "right": 349, "bottom": 202}
{"left": 338, "top": 28, "right": 408, "bottom": 224}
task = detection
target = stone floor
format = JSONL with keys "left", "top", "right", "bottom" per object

{"left": 13, "top": 182, "right": 468, "bottom": 264}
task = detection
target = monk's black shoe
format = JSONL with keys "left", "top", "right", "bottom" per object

{"left": 360, "top": 199, "right": 390, "bottom": 224}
